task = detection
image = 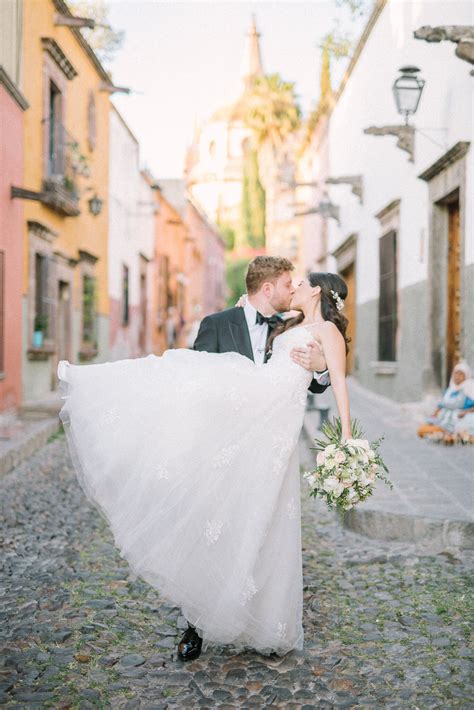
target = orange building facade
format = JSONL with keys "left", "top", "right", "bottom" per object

{"left": 152, "top": 181, "right": 226, "bottom": 354}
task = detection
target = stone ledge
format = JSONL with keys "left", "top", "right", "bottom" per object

{"left": 0, "top": 418, "right": 61, "bottom": 477}
{"left": 369, "top": 360, "right": 398, "bottom": 375}
{"left": 341, "top": 507, "right": 474, "bottom": 550}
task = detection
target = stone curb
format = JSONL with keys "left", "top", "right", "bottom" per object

{"left": 0, "top": 417, "right": 61, "bottom": 477}
{"left": 340, "top": 506, "right": 474, "bottom": 550}
{"left": 302, "top": 416, "right": 474, "bottom": 550}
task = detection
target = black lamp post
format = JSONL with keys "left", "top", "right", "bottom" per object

{"left": 392, "top": 66, "right": 425, "bottom": 124}
{"left": 88, "top": 194, "right": 103, "bottom": 216}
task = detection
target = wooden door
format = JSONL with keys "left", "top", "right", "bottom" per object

{"left": 341, "top": 262, "right": 356, "bottom": 374}
{"left": 446, "top": 199, "right": 461, "bottom": 385}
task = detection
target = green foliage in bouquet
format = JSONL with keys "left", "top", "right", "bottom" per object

{"left": 313, "top": 416, "right": 364, "bottom": 449}
{"left": 304, "top": 416, "right": 393, "bottom": 512}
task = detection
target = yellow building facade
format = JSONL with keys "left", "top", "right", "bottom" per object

{"left": 17, "top": 0, "right": 113, "bottom": 401}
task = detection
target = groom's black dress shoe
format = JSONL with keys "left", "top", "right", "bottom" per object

{"left": 177, "top": 624, "right": 203, "bottom": 661}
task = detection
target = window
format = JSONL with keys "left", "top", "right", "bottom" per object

{"left": 34, "top": 253, "right": 52, "bottom": 339}
{"left": 378, "top": 230, "right": 397, "bottom": 361}
{"left": 122, "top": 264, "right": 129, "bottom": 326}
{"left": 48, "top": 80, "right": 63, "bottom": 176}
{"left": 0, "top": 251, "right": 4, "bottom": 374}
{"left": 82, "top": 275, "right": 97, "bottom": 344}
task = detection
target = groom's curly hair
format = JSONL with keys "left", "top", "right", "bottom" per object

{"left": 246, "top": 256, "right": 294, "bottom": 294}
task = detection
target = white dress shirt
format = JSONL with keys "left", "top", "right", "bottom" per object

{"left": 243, "top": 300, "right": 269, "bottom": 366}
{"left": 243, "top": 300, "right": 330, "bottom": 385}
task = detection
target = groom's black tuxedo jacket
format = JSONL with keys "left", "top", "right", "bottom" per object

{"left": 193, "top": 306, "right": 328, "bottom": 394}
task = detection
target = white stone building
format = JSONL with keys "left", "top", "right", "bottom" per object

{"left": 300, "top": 0, "right": 473, "bottom": 401}
{"left": 108, "top": 106, "right": 155, "bottom": 359}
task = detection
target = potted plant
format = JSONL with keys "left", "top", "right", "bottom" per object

{"left": 33, "top": 314, "right": 49, "bottom": 348}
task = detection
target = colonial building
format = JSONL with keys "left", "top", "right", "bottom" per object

{"left": 11, "top": 0, "right": 114, "bottom": 403}
{"left": 0, "top": 0, "right": 28, "bottom": 413}
{"left": 186, "top": 16, "right": 308, "bottom": 275}
{"left": 186, "top": 192, "right": 226, "bottom": 318}
{"left": 185, "top": 18, "right": 262, "bottom": 236}
{"left": 152, "top": 180, "right": 226, "bottom": 353}
{"left": 108, "top": 106, "right": 155, "bottom": 360}
{"left": 300, "top": 0, "right": 473, "bottom": 401}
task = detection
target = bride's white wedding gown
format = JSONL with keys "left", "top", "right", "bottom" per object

{"left": 57, "top": 323, "right": 315, "bottom": 656}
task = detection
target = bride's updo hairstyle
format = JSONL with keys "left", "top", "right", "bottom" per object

{"left": 267, "top": 272, "right": 351, "bottom": 355}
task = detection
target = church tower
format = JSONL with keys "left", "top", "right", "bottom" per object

{"left": 240, "top": 15, "right": 263, "bottom": 91}
{"left": 185, "top": 17, "right": 264, "bottom": 235}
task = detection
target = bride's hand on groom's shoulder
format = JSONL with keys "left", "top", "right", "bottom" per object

{"left": 235, "top": 294, "right": 248, "bottom": 308}
{"left": 290, "top": 342, "right": 327, "bottom": 372}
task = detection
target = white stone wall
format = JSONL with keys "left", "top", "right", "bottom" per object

{"left": 325, "top": 0, "right": 472, "bottom": 304}
{"left": 108, "top": 107, "right": 155, "bottom": 358}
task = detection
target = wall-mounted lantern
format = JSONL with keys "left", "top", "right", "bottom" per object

{"left": 364, "top": 65, "right": 425, "bottom": 163}
{"left": 88, "top": 194, "right": 103, "bottom": 216}
{"left": 392, "top": 66, "right": 425, "bottom": 124}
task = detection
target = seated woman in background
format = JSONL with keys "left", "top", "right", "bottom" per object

{"left": 454, "top": 399, "right": 474, "bottom": 443}
{"left": 418, "top": 362, "right": 474, "bottom": 444}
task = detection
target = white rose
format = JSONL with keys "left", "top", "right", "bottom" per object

{"left": 359, "top": 474, "right": 372, "bottom": 487}
{"left": 316, "top": 451, "right": 326, "bottom": 466}
{"left": 335, "top": 451, "right": 346, "bottom": 463}
{"left": 346, "top": 438, "right": 370, "bottom": 451}
{"left": 325, "top": 444, "right": 337, "bottom": 454}
{"left": 325, "top": 457, "right": 336, "bottom": 470}
{"left": 323, "top": 476, "right": 344, "bottom": 498}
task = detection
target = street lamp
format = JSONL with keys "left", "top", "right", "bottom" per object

{"left": 88, "top": 194, "right": 103, "bottom": 216}
{"left": 392, "top": 66, "right": 425, "bottom": 124}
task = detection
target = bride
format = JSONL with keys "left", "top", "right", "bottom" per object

{"left": 57, "top": 270, "right": 351, "bottom": 658}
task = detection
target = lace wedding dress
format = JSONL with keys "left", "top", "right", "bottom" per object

{"left": 57, "top": 323, "right": 315, "bottom": 656}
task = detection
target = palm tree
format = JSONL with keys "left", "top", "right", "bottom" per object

{"left": 242, "top": 72, "right": 301, "bottom": 154}
{"left": 237, "top": 73, "right": 301, "bottom": 251}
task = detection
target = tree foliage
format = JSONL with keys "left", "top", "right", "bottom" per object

{"left": 301, "top": 44, "right": 333, "bottom": 152}
{"left": 242, "top": 73, "right": 301, "bottom": 153}
{"left": 68, "top": 0, "right": 124, "bottom": 65}
{"left": 225, "top": 257, "right": 249, "bottom": 308}
{"left": 217, "top": 222, "right": 236, "bottom": 251}
{"left": 239, "top": 149, "right": 266, "bottom": 249}
{"left": 318, "top": 0, "right": 373, "bottom": 61}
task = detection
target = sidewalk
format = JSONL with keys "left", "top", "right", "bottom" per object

{"left": 0, "top": 391, "right": 62, "bottom": 476}
{"left": 303, "top": 377, "right": 474, "bottom": 550}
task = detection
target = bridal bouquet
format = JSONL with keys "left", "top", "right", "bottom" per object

{"left": 303, "top": 418, "right": 392, "bottom": 512}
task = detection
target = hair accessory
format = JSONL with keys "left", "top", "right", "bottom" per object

{"left": 330, "top": 289, "right": 344, "bottom": 311}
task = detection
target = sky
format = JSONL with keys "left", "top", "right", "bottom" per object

{"left": 106, "top": 1, "right": 363, "bottom": 178}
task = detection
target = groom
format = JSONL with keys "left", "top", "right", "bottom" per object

{"left": 177, "top": 255, "right": 330, "bottom": 661}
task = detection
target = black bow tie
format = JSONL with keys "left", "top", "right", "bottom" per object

{"left": 255, "top": 312, "right": 283, "bottom": 328}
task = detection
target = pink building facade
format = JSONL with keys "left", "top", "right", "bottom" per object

{"left": 186, "top": 195, "right": 226, "bottom": 318}
{"left": 0, "top": 68, "right": 28, "bottom": 412}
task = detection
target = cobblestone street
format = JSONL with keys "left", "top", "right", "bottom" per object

{"left": 1, "top": 430, "right": 472, "bottom": 709}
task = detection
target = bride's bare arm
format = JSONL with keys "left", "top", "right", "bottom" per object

{"left": 319, "top": 322, "right": 351, "bottom": 440}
